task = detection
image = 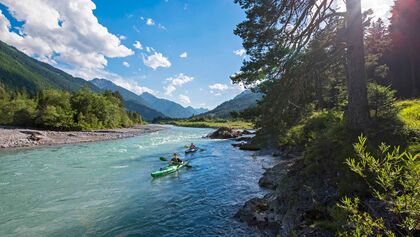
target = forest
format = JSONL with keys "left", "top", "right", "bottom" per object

{"left": 0, "top": 86, "right": 143, "bottom": 130}
{"left": 232, "top": 0, "right": 419, "bottom": 236}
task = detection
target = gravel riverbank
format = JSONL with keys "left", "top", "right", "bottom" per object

{"left": 0, "top": 125, "right": 166, "bottom": 150}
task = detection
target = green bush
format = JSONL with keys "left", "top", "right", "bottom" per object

{"left": 396, "top": 99, "right": 420, "bottom": 133}
{"left": 0, "top": 92, "right": 36, "bottom": 126}
{"left": 367, "top": 83, "right": 397, "bottom": 119}
{"left": 280, "top": 111, "right": 343, "bottom": 146}
{"left": 0, "top": 87, "right": 143, "bottom": 130}
{"left": 35, "top": 90, "right": 74, "bottom": 129}
{"left": 338, "top": 135, "right": 419, "bottom": 236}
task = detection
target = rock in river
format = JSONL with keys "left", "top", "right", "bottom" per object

{"left": 206, "top": 127, "right": 242, "bottom": 139}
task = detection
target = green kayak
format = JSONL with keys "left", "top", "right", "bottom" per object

{"left": 151, "top": 162, "right": 189, "bottom": 177}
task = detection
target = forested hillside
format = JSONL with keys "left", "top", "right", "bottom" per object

{"left": 200, "top": 90, "right": 262, "bottom": 118}
{"left": 140, "top": 92, "right": 203, "bottom": 118}
{"left": 232, "top": 0, "right": 419, "bottom": 236}
{"left": 0, "top": 41, "right": 98, "bottom": 94}
{"left": 91, "top": 79, "right": 165, "bottom": 121}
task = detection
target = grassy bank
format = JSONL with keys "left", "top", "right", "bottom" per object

{"left": 269, "top": 99, "right": 420, "bottom": 234}
{"left": 160, "top": 118, "right": 254, "bottom": 129}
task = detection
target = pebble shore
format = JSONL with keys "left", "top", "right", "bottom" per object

{"left": 0, "top": 125, "right": 166, "bottom": 150}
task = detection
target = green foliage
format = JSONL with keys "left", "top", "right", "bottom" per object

{"left": 367, "top": 83, "right": 397, "bottom": 119}
{"left": 0, "top": 41, "right": 97, "bottom": 94}
{"left": 396, "top": 99, "right": 420, "bottom": 133}
{"left": 338, "top": 197, "right": 396, "bottom": 237}
{"left": 0, "top": 86, "right": 143, "bottom": 130}
{"left": 0, "top": 91, "right": 37, "bottom": 126}
{"left": 339, "top": 135, "right": 420, "bottom": 236}
{"left": 281, "top": 111, "right": 343, "bottom": 146}
{"left": 160, "top": 118, "right": 253, "bottom": 129}
{"left": 36, "top": 89, "right": 74, "bottom": 129}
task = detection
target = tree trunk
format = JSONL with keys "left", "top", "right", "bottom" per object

{"left": 345, "top": 0, "right": 369, "bottom": 130}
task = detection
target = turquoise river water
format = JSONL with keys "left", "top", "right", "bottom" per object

{"left": 0, "top": 126, "right": 274, "bottom": 237}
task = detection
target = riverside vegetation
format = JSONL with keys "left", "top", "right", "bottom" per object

{"left": 159, "top": 117, "right": 254, "bottom": 129}
{"left": 0, "top": 85, "right": 143, "bottom": 131}
{"left": 232, "top": 0, "right": 419, "bottom": 236}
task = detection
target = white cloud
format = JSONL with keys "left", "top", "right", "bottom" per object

{"left": 164, "top": 73, "right": 194, "bottom": 95}
{"left": 0, "top": 0, "right": 134, "bottom": 80}
{"left": 143, "top": 52, "right": 171, "bottom": 70}
{"left": 113, "top": 78, "right": 154, "bottom": 95}
{"left": 179, "top": 52, "right": 187, "bottom": 58}
{"left": 133, "top": 40, "right": 143, "bottom": 50}
{"left": 178, "top": 94, "right": 191, "bottom": 105}
{"left": 146, "top": 18, "right": 155, "bottom": 26}
{"left": 209, "top": 83, "right": 229, "bottom": 91}
{"left": 158, "top": 23, "right": 166, "bottom": 30}
{"left": 122, "top": 61, "right": 130, "bottom": 67}
{"left": 119, "top": 35, "right": 127, "bottom": 40}
{"left": 233, "top": 49, "right": 246, "bottom": 57}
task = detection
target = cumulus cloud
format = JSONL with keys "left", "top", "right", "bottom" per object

{"left": 122, "top": 61, "right": 130, "bottom": 67}
{"left": 146, "top": 18, "right": 155, "bottom": 26}
{"left": 119, "top": 35, "right": 127, "bottom": 40}
{"left": 233, "top": 49, "right": 246, "bottom": 57}
{"left": 0, "top": 0, "right": 134, "bottom": 79}
{"left": 164, "top": 73, "right": 194, "bottom": 95}
{"left": 143, "top": 52, "right": 171, "bottom": 70}
{"left": 209, "top": 83, "right": 229, "bottom": 91}
{"left": 133, "top": 40, "right": 143, "bottom": 50}
{"left": 113, "top": 78, "right": 154, "bottom": 95}
{"left": 179, "top": 52, "right": 187, "bottom": 58}
{"left": 178, "top": 94, "right": 191, "bottom": 105}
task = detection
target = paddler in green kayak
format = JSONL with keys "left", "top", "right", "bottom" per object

{"left": 170, "top": 153, "right": 183, "bottom": 165}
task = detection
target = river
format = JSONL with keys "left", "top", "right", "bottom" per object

{"left": 0, "top": 126, "right": 273, "bottom": 236}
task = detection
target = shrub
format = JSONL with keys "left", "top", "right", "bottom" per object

{"left": 396, "top": 99, "right": 420, "bottom": 133}
{"left": 367, "top": 83, "right": 397, "bottom": 119}
{"left": 338, "top": 135, "right": 419, "bottom": 236}
{"left": 280, "top": 111, "right": 343, "bottom": 146}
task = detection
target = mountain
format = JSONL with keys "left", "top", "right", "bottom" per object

{"left": 201, "top": 90, "right": 263, "bottom": 118}
{"left": 0, "top": 41, "right": 98, "bottom": 94}
{"left": 91, "top": 79, "right": 206, "bottom": 119}
{"left": 90, "top": 78, "right": 165, "bottom": 121}
{"left": 0, "top": 41, "right": 163, "bottom": 121}
{"left": 185, "top": 106, "right": 209, "bottom": 115}
{"left": 140, "top": 92, "right": 201, "bottom": 118}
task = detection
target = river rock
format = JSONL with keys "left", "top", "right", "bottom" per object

{"left": 206, "top": 127, "right": 242, "bottom": 139}
{"left": 234, "top": 196, "right": 280, "bottom": 231}
{"left": 258, "top": 158, "right": 297, "bottom": 190}
{"left": 242, "top": 130, "right": 255, "bottom": 135}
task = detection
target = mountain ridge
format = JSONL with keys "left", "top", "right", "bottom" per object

{"left": 90, "top": 78, "right": 165, "bottom": 121}
{"left": 200, "top": 90, "right": 263, "bottom": 118}
{"left": 0, "top": 41, "right": 98, "bottom": 94}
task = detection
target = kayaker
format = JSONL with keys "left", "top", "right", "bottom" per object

{"left": 170, "top": 153, "right": 183, "bottom": 165}
{"left": 189, "top": 143, "right": 196, "bottom": 150}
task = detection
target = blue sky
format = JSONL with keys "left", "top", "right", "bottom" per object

{"left": 0, "top": 0, "right": 247, "bottom": 109}
{"left": 95, "top": 0, "right": 248, "bottom": 108}
{"left": 0, "top": 0, "right": 393, "bottom": 109}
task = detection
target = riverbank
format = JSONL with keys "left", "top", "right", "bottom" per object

{"left": 159, "top": 118, "right": 254, "bottom": 129}
{"left": 0, "top": 124, "right": 166, "bottom": 150}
